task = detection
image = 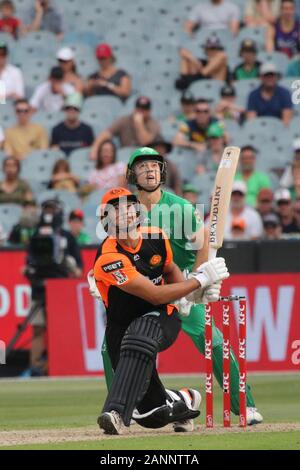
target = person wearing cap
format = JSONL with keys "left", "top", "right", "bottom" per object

{"left": 0, "top": 156, "right": 33, "bottom": 205}
{"left": 149, "top": 138, "right": 182, "bottom": 195}
{"left": 85, "top": 43, "right": 131, "bottom": 102}
{"left": 262, "top": 212, "right": 282, "bottom": 239}
{"left": 256, "top": 188, "right": 275, "bottom": 216}
{"left": 224, "top": 181, "right": 264, "bottom": 240}
{"left": 266, "top": 0, "right": 300, "bottom": 58}
{"left": 176, "top": 36, "right": 228, "bottom": 90}
{"left": 0, "top": 42, "right": 24, "bottom": 100}
{"left": 280, "top": 138, "right": 300, "bottom": 188}
{"left": 68, "top": 209, "right": 91, "bottom": 245}
{"left": 24, "top": 0, "right": 64, "bottom": 39}
{"left": 30, "top": 65, "right": 75, "bottom": 113}
{"left": 4, "top": 99, "right": 48, "bottom": 160}
{"left": 235, "top": 145, "right": 271, "bottom": 207}
{"left": 90, "top": 96, "right": 161, "bottom": 160}
{"left": 232, "top": 39, "right": 261, "bottom": 81}
{"left": 215, "top": 84, "right": 246, "bottom": 123}
{"left": 182, "top": 183, "right": 198, "bottom": 206}
{"left": 56, "top": 47, "right": 84, "bottom": 93}
{"left": 244, "top": 0, "right": 280, "bottom": 27}
{"left": 173, "top": 92, "right": 195, "bottom": 123}
{"left": 50, "top": 93, "right": 94, "bottom": 157}
{"left": 198, "top": 121, "right": 228, "bottom": 173}
{"left": 247, "top": 62, "right": 293, "bottom": 125}
{"left": 0, "top": 0, "right": 21, "bottom": 39}
{"left": 174, "top": 99, "right": 219, "bottom": 153}
{"left": 9, "top": 199, "right": 39, "bottom": 246}
{"left": 184, "top": 0, "right": 240, "bottom": 37}
{"left": 293, "top": 197, "right": 300, "bottom": 232}
{"left": 275, "top": 187, "right": 299, "bottom": 232}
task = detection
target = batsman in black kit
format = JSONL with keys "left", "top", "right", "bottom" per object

{"left": 91, "top": 188, "right": 229, "bottom": 435}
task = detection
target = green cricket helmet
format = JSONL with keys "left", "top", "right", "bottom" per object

{"left": 126, "top": 147, "right": 167, "bottom": 189}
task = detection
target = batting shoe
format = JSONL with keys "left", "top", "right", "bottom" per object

{"left": 173, "top": 388, "right": 202, "bottom": 433}
{"left": 246, "top": 407, "right": 263, "bottom": 425}
{"left": 97, "top": 410, "right": 124, "bottom": 435}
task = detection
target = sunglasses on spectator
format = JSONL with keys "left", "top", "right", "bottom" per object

{"left": 195, "top": 108, "right": 209, "bottom": 114}
{"left": 277, "top": 200, "right": 290, "bottom": 205}
{"left": 16, "top": 108, "right": 30, "bottom": 114}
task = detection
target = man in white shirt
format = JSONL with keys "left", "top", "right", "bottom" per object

{"left": 185, "top": 0, "right": 240, "bottom": 36}
{"left": 30, "top": 66, "right": 75, "bottom": 112}
{"left": 224, "top": 181, "right": 264, "bottom": 240}
{"left": 0, "top": 43, "right": 24, "bottom": 100}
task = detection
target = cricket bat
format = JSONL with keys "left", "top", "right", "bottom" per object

{"left": 208, "top": 146, "right": 241, "bottom": 260}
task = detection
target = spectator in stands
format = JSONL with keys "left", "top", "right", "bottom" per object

{"left": 244, "top": 0, "right": 280, "bottom": 27}
{"left": 247, "top": 62, "right": 293, "bottom": 125}
{"left": 256, "top": 188, "right": 275, "bottom": 216}
{"left": 0, "top": 42, "right": 24, "bottom": 100}
{"left": 82, "top": 140, "right": 126, "bottom": 196}
{"left": 30, "top": 66, "right": 75, "bottom": 113}
{"left": 173, "top": 92, "right": 195, "bottom": 123}
{"left": 90, "top": 96, "right": 160, "bottom": 159}
{"left": 85, "top": 43, "right": 132, "bottom": 102}
{"left": 235, "top": 145, "right": 271, "bottom": 206}
{"left": 56, "top": 47, "right": 84, "bottom": 93}
{"left": 173, "top": 99, "right": 218, "bottom": 153}
{"left": 51, "top": 93, "right": 94, "bottom": 157}
{"left": 68, "top": 209, "right": 91, "bottom": 245}
{"left": 293, "top": 197, "right": 300, "bottom": 231}
{"left": 215, "top": 84, "right": 246, "bottom": 124}
{"left": 275, "top": 187, "right": 299, "bottom": 232}
{"left": 262, "top": 212, "right": 282, "bottom": 239}
{"left": 199, "top": 121, "right": 226, "bottom": 172}
{"left": 4, "top": 99, "right": 48, "bottom": 160}
{"left": 9, "top": 199, "right": 39, "bottom": 245}
{"left": 232, "top": 40, "right": 261, "bottom": 81}
{"left": 182, "top": 183, "right": 199, "bottom": 205}
{"left": 266, "top": 0, "right": 300, "bottom": 58}
{"left": 0, "top": 221, "right": 5, "bottom": 244}
{"left": 0, "top": 156, "right": 32, "bottom": 204}
{"left": 149, "top": 138, "right": 182, "bottom": 195}
{"left": 280, "top": 138, "right": 300, "bottom": 187}
{"left": 176, "top": 36, "right": 228, "bottom": 90}
{"left": 0, "top": 0, "right": 20, "bottom": 38}
{"left": 184, "top": 0, "right": 240, "bottom": 36}
{"left": 289, "top": 160, "right": 300, "bottom": 199}
{"left": 224, "top": 181, "right": 264, "bottom": 240}
{"left": 24, "top": 0, "right": 64, "bottom": 39}
{"left": 48, "top": 159, "right": 79, "bottom": 192}
{"left": 0, "top": 124, "right": 4, "bottom": 149}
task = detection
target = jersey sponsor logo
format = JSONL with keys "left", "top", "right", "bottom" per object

{"left": 149, "top": 254, "right": 162, "bottom": 267}
{"left": 134, "top": 254, "right": 140, "bottom": 261}
{"left": 151, "top": 274, "right": 163, "bottom": 285}
{"left": 102, "top": 260, "right": 124, "bottom": 273}
{"left": 111, "top": 269, "right": 128, "bottom": 285}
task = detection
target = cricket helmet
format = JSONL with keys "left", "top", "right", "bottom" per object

{"left": 100, "top": 187, "right": 140, "bottom": 234}
{"left": 126, "top": 147, "right": 167, "bottom": 188}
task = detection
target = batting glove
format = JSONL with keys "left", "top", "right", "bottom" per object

{"left": 189, "top": 257, "right": 229, "bottom": 289}
{"left": 87, "top": 270, "right": 102, "bottom": 300}
{"left": 176, "top": 297, "right": 194, "bottom": 317}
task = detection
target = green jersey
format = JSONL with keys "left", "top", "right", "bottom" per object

{"left": 142, "top": 190, "right": 202, "bottom": 271}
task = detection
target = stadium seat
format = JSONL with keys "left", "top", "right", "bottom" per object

{"left": 37, "top": 190, "right": 82, "bottom": 213}
{"left": 0, "top": 103, "right": 15, "bottom": 129}
{"left": 117, "top": 147, "right": 136, "bottom": 165}
{"left": 191, "top": 172, "right": 216, "bottom": 207}
{"left": 258, "top": 52, "right": 290, "bottom": 75}
{"left": 69, "top": 148, "right": 94, "bottom": 181}
{"left": 160, "top": 120, "right": 180, "bottom": 141}
{"left": 62, "top": 31, "right": 102, "bottom": 48}
{"left": 31, "top": 111, "right": 64, "bottom": 135}
{"left": 21, "top": 150, "right": 64, "bottom": 183}
{"left": 81, "top": 96, "right": 124, "bottom": 134}
{"left": 237, "top": 26, "right": 267, "bottom": 51}
{"left": 188, "top": 79, "right": 223, "bottom": 103}
{"left": 243, "top": 117, "right": 285, "bottom": 135}
{"left": 168, "top": 148, "right": 198, "bottom": 181}
{"left": 0, "top": 204, "right": 22, "bottom": 235}
{"left": 234, "top": 79, "right": 261, "bottom": 107}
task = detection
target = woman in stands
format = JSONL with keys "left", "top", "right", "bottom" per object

{"left": 266, "top": 0, "right": 300, "bottom": 58}
{"left": 83, "top": 140, "right": 127, "bottom": 195}
{"left": 49, "top": 159, "right": 79, "bottom": 192}
{"left": 0, "top": 156, "right": 32, "bottom": 204}
{"left": 84, "top": 43, "right": 132, "bottom": 102}
{"left": 56, "top": 47, "right": 84, "bottom": 93}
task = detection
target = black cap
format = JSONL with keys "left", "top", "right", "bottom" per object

{"left": 263, "top": 213, "right": 280, "bottom": 227}
{"left": 0, "top": 42, "right": 8, "bottom": 54}
{"left": 149, "top": 138, "right": 173, "bottom": 154}
{"left": 50, "top": 66, "right": 64, "bottom": 80}
{"left": 135, "top": 96, "right": 152, "bottom": 110}
{"left": 240, "top": 39, "right": 257, "bottom": 54}
{"left": 181, "top": 91, "right": 195, "bottom": 104}
{"left": 202, "top": 36, "right": 223, "bottom": 51}
{"left": 221, "top": 84, "right": 236, "bottom": 97}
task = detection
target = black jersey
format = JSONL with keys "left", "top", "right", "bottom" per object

{"left": 93, "top": 227, "right": 176, "bottom": 328}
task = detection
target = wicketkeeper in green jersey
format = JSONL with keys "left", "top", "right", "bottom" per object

{"left": 99, "top": 146, "right": 263, "bottom": 427}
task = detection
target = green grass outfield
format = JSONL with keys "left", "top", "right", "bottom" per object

{"left": 0, "top": 374, "right": 300, "bottom": 450}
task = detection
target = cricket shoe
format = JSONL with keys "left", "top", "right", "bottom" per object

{"left": 171, "top": 388, "right": 202, "bottom": 433}
{"left": 246, "top": 407, "right": 263, "bottom": 425}
{"left": 97, "top": 410, "right": 124, "bottom": 435}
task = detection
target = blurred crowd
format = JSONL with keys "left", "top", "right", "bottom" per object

{"left": 1, "top": 0, "right": 300, "bottom": 246}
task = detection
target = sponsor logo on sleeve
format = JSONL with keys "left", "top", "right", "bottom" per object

{"left": 112, "top": 270, "right": 128, "bottom": 285}
{"left": 102, "top": 260, "right": 124, "bottom": 273}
